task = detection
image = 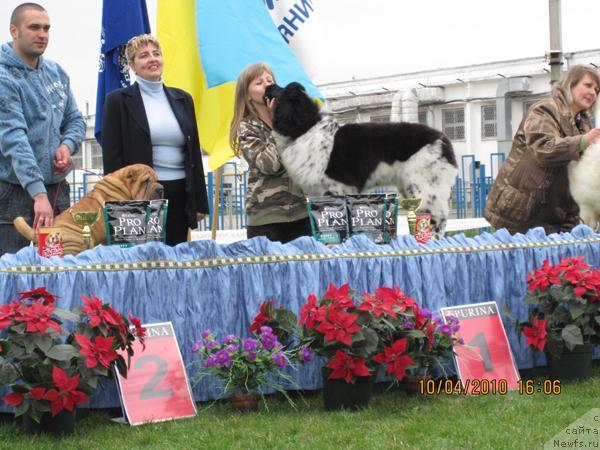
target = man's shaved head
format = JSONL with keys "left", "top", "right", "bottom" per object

{"left": 10, "top": 3, "right": 46, "bottom": 26}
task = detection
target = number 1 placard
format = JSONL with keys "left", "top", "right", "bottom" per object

{"left": 115, "top": 322, "right": 197, "bottom": 425}
{"left": 440, "top": 302, "right": 520, "bottom": 394}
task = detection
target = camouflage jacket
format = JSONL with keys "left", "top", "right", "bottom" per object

{"left": 484, "top": 89, "right": 591, "bottom": 234}
{"left": 238, "top": 117, "right": 308, "bottom": 226}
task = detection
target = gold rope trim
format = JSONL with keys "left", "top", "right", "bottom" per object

{"left": 2, "top": 236, "right": 600, "bottom": 274}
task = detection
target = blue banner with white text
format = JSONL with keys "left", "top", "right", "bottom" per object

{"left": 94, "top": 0, "right": 151, "bottom": 143}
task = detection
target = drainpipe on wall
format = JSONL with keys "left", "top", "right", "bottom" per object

{"left": 390, "top": 87, "right": 444, "bottom": 123}
{"left": 495, "top": 77, "right": 532, "bottom": 153}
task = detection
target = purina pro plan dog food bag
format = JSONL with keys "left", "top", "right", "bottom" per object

{"left": 308, "top": 196, "right": 349, "bottom": 245}
{"left": 347, "top": 194, "right": 387, "bottom": 244}
{"left": 146, "top": 199, "right": 169, "bottom": 243}
{"left": 384, "top": 193, "right": 399, "bottom": 243}
{"left": 104, "top": 201, "right": 149, "bottom": 247}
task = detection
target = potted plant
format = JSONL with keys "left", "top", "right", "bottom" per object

{"left": 190, "top": 323, "right": 307, "bottom": 412}
{"left": 517, "top": 256, "right": 600, "bottom": 380}
{"left": 399, "top": 310, "right": 462, "bottom": 394}
{"left": 298, "top": 283, "right": 455, "bottom": 409}
{"left": 0, "top": 287, "right": 146, "bottom": 436}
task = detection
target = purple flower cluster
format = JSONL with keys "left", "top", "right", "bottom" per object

{"left": 299, "top": 346, "right": 313, "bottom": 363}
{"left": 222, "top": 335, "right": 238, "bottom": 345}
{"left": 402, "top": 321, "right": 414, "bottom": 330}
{"left": 205, "top": 349, "right": 232, "bottom": 368}
{"left": 192, "top": 327, "right": 301, "bottom": 392}
{"left": 259, "top": 326, "right": 279, "bottom": 351}
{"left": 272, "top": 352, "right": 287, "bottom": 369}
{"left": 438, "top": 315, "right": 460, "bottom": 337}
{"left": 191, "top": 339, "right": 203, "bottom": 352}
{"left": 243, "top": 338, "right": 259, "bottom": 361}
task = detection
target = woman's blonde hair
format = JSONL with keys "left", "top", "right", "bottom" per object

{"left": 125, "top": 34, "right": 161, "bottom": 63}
{"left": 229, "top": 62, "right": 275, "bottom": 156}
{"left": 553, "top": 64, "right": 600, "bottom": 115}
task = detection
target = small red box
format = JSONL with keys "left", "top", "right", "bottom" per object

{"left": 37, "top": 227, "right": 63, "bottom": 258}
{"left": 414, "top": 213, "right": 431, "bottom": 244}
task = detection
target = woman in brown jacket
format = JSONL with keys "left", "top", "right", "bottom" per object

{"left": 485, "top": 65, "right": 600, "bottom": 234}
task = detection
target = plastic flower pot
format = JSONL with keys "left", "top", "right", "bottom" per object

{"left": 322, "top": 371, "right": 373, "bottom": 411}
{"left": 545, "top": 343, "right": 595, "bottom": 381}
{"left": 229, "top": 392, "right": 260, "bottom": 412}
{"left": 22, "top": 409, "right": 76, "bottom": 437}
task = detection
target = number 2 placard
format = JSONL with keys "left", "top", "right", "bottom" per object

{"left": 116, "top": 322, "right": 197, "bottom": 425}
{"left": 440, "top": 302, "right": 520, "bottom": 394}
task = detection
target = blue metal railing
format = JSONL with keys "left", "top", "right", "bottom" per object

{"left": 454, "top": 152, "right": 505, "bottom": 219}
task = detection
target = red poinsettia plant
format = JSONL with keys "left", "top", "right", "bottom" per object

{"left": 518, "top": 257, "right": 600, "bottom": 357}
{"left": 297, "top": 283, "right": 462, "bottom": 384}
{"left": 0, "top": 287, "right": 146, "bottom": 422}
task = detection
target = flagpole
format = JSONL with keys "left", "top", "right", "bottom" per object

{"left": 211, "top": 167, "right": 223, "bottom": 241}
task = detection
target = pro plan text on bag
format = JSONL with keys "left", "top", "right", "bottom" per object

{"left": 146, "top": 199, "right": 168, "bottom": 243}
{"left": 308, "top": 196, "right": 349, "bottom": 245}
{"left": 384, "top": 194, "right": 398, "bottom": 242}
{"left": 104, "top": 201, "right": 149, "bottom": 247}
{"left": 347, "top": 194, "right": 387, "bottom": 244}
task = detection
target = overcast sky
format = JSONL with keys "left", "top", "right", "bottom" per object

{"left": 0, "top": 0, "right": 598, "bottom": 114}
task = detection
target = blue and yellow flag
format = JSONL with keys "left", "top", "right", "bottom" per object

{"left": 157, "top": 0, "right": 320, "bottom": 170}
{"left": 94, "top": 0, "right": 151, "bottom": 143}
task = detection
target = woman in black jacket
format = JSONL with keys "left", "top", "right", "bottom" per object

{"left": 101, "top": 34, "right": 209, "bottom": 245}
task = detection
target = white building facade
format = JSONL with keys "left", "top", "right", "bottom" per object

{"left": 74, "top": 48, "right": 599, "bottom": 196}
{"left": 318, "top": 49, "right": 600, "bottom": 179}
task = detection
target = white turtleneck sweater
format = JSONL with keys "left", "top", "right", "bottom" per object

{"left": 137, "top": 76, "right": 186, "bottom": 181}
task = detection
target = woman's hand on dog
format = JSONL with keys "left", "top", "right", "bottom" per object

{"left": 583, "top": 128, "right": 600, "bottom": 148}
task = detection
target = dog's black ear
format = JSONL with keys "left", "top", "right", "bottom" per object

{"left": 286, "top": 81, "right": 306, "bottom": 92}
{"left": 272, "top": 82, "right": 321, "bottom": 140}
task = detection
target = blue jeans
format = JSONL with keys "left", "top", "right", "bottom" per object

{"left": 0, "top": 180, "right": 70, "bottom": 256}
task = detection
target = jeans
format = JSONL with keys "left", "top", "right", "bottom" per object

{"left": 0, "top": 180, "right": 70, "bottom": 256}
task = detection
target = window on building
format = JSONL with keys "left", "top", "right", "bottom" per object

{"left": 418, "top": 110, "right": 427, "bottom": 125}
{"left": 442, "top": 107, "right": 465, "bottom": 140}
{"left": 90, "top": 142, "right": 103, "bottom": 170}
{"left": 481, "top": 104, "right": 497, "bottom": 139}
{"left": 370, "top": 114, "right": 389, "bottom": 123}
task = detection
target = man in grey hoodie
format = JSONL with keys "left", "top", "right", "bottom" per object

{"left": 0, "top": 3, "right": 85, "bottom": 255}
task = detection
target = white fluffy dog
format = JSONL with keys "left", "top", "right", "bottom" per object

{"left": 265, "top": 82, "right": 458, "bottom": 238}
{"left": 569, "top": 140, "right": 600, "bottom": 230}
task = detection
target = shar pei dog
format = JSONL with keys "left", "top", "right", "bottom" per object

{"left": 14, "top": 164, "right": 164, "bottom": 255}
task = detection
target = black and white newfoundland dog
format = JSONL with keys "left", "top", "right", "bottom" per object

{"left": 265, "top": 82, "right": 458, "bottom": 238}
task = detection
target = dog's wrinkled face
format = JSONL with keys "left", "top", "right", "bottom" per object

{"left": 271, "top": 82, "right": 321, "bottom": 140}
{"left": 112, "top": 164, "right": 164, "bottom": 200}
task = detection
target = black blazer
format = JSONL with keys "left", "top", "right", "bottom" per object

{"left": 101, "top": 83, "right": 209, "bottom": 227}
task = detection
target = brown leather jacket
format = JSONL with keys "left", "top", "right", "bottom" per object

{"left": 484, "top": 89, "right": 591, "bottom": 234}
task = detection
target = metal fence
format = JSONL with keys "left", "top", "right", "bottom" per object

{"left": 454, "top": 152, "right": 506, "bottom": 219}
{"left": 70, "top": 154, "right": 505, "bottom": 229}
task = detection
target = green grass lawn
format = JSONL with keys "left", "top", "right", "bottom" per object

{"left": 0, "top": 370, "right": 598, "bottom": 450}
